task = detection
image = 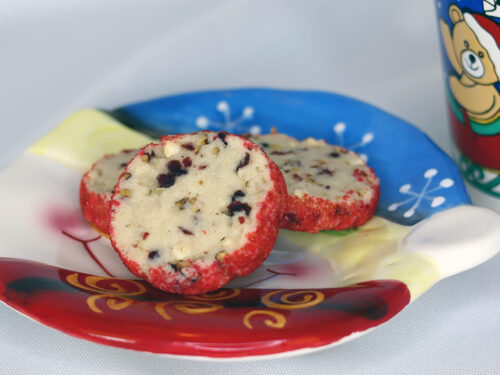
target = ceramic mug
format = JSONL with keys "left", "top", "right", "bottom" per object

{"left": 436, "top": 0, "right": 500, "bottom": 209}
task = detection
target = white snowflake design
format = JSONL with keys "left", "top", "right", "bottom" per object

{"left": 333, "top": 122, "right": 374, "bottom": 161}
{"left": 388, "top": 168, "right": 455, "bottom": 218}
{"left": 195, "top": 101, "right": 261, "bottom": 135}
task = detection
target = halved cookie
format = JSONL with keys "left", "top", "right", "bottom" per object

{"left": 249, "top": 133, "right": 380, "bottom": 233}
{"left": 109, "top": 131, "right": 287, "bottom": 294}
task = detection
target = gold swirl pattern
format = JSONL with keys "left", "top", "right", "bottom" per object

{"left": 66, "top": 273, "right": 326, "bottom": 330}
{"left": 66, "top": 273, "right": 223, "bottom": 319}
{"left": 187, "top": 288, "right": 241, "bottom": 301}
{"left": 261, "top": 290, "right": 325, "bottom": 310}
{"left": 66, "top": 273, "right": 146, "bottom": 313}
{"left": 86, "top": 294, "right": 133, "bottom": 313}
{"left": 155, "top": 301, "right": 223, "bottom": 321}
{"left": 243, "top": 310, "right": 286, "bottom": 330}
{"left": 66, "top": 273, "right": 146, "bottom": 295}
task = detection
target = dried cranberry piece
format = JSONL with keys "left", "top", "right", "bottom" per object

{"left": 169, "top": 263, "right": 178, "bottom": 271}
{"left": 148, "top": 250, "right": 159, "bottom": 260}
{"left": 318, "top": 168, "right": 334, "bottom": 176}
{"left": 157, "top": 173, "right": 176, "bottom": 188}
{"left": 231, "top": 190, "right": 245, "bottom": 201}
{"left": 217, "top": 132, "right": 228, "bottom": 145}
{"left": 181, "top": 143, "right": 195, "bottom": 151}
{"left": 167, "top": 160, "right": 184, "bottom": 174}
{"left": 236, "top": 153, "right": 250, "bottom": 172}
{"left": 227, "top": 201, "right": 251, "bottom": 216}
{"left": 178, "top": 226, "right": 194, "bottom": 235}
{"left": 182, "top": 157, "right": 192, "bottom": 168}
{"left": 168, "top": 160, "right": 181, "bottom": 170}
{"left": 165, "top": 160, "right": 187, "bottom": 177}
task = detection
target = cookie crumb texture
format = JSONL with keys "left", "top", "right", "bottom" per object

{"left": 109, "top": 132, "right": 286, "bottom": 295}
{"left": 80, "top": 149, "right": 138, "bottom": 234}
{"left": 250, "top": 133, "right": 380, "bottom": 233}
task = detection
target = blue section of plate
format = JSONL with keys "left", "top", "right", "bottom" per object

{"left": 110, "top": 88, "right": 470, "bottom": 225}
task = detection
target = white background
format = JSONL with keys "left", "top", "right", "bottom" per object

{"left": 1, "top": 1, "right": 499, "bottom": 374}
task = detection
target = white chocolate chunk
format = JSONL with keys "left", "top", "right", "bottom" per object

{"left": 163, "top": 142, "right": 181, "bottom": 157}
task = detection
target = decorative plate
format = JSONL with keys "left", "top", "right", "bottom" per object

{"left": 0, "top": 88, "right": 499, "bottom": 360}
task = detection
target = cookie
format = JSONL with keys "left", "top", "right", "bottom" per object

{"left": 80, "top": 149, "right": 138, "bottom": 234}
{"left": 109, "top": 131, "right": 287, "bottom": 295}
{"left": 248, "top": 133, "right": 380, "bottom": 233}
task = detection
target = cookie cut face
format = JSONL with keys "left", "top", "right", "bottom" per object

{"left": 109, "top": 132, "right": 287, "bottom": 295}
{"left": 249, "top": 133, "right": 380, "bottom": 233}
{"left": 80, "top": 149, "right": 138, "bottom": 234}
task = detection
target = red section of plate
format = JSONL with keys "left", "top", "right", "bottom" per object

{"left": 0, "top": 258, "right": 410, "bottom": 358}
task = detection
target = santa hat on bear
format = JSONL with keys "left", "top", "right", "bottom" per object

{"left": 464, "top": 12, "right": 500, "bottom": 78}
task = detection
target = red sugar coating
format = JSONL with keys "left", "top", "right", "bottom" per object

{"left": 281, "top": 179, "right": 380, "bottom": 234}
{"left": 79, "top": 173, "right": 111, "bottom": 234}
{"left": 109, "top": 132, "right": 287, "bottom": 295}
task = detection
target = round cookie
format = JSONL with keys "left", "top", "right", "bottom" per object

{"left": 80, "top": 149, "right": 138, "bottom": 234}
{"left": 109, "top": 131, "right": 287, "bottom": 295}
{"left": 249, "top": 133, "right": 380, "bottom": 233}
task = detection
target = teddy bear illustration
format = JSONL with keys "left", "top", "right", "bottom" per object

{"left": 440, "top": 4, "right": 500, "bottom": 126}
